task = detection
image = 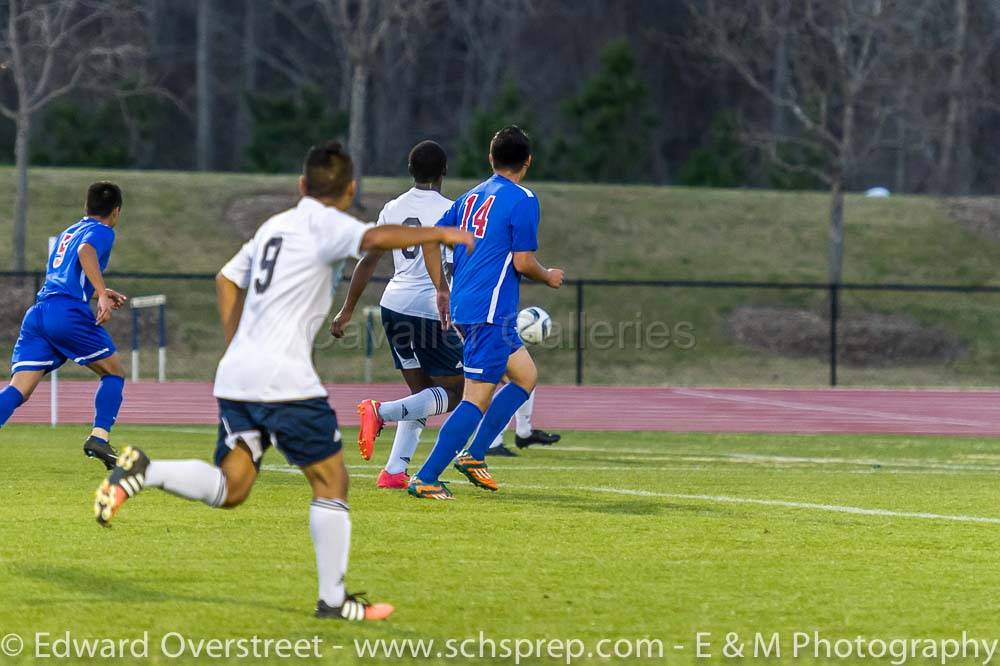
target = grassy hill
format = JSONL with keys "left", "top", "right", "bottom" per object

{"left": 1, "top": 166, "right": 999, "bottom": 387}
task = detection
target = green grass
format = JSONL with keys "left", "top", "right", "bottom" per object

{"left": 3, "top": 424, "right": 1000, "bottom": 664}
{"left": 2, "top": 167, "right": 1000, "bottom": 386}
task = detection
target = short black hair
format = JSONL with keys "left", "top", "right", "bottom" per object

{"left": 408, "top": 140, "right": 448, "bottom": 183}
{"left": 489, "top": 125, "right": 532, "bottom": 171}
{"left": 86, "top": 181, "right": 122, "bottom": 217}
{"left": 303, "top": 141, "right": 354, "bottom": 199}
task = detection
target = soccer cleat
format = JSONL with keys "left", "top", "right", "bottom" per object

{"left": 356, "top": 400, "right": 384, "bottom": 461}
{"left": 515, "top": 429, "right": 562, "bottom": 449}
{"left": 485, "top": 443, "right": 518, "bottom": 457}
{"left": 452, "top": 453, "right": 498, "bottom": 492}
{"left": 407, "top": 477, "right": 454, "bottom": 500}
{"left": 376, "top": 468, "right": 410, "bottom": 489}
{"left": 83, "top": 436, "right": 119, "bottom": 471}
{"left": 94, "top": 446, "right": 150, "bottom": 526}
{"left": 315, "top": 593, "right": 395, "bottom": 621}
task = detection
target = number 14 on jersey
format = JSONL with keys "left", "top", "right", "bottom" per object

{"left": 460, "top": 194, "right": 495, "bottom": 239}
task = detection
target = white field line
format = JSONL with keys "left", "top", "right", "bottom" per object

{"left": 673, "top": 388, "right": 992, "bottom": 428}
{"left": 259, "top": 466, "right": 1000, "bottom": 525}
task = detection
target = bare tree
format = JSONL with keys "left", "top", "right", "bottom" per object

{"left": 195, "top": 0, "right": 211, "bottom": 171}
{"left": 315, "top": 0, "right": 429, "bottom": 199}
{"left": 688, "top": 0, "right": 927, "bottom": 283}
{"left": 0, "top": 0, "right": 147, "bottom": 271}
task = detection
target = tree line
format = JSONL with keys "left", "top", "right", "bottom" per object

{"left": 2, "top": 0, "right": 999, "bottom": 275}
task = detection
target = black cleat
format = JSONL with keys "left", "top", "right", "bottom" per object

{"left": 515, "top": 429, "right": 561, "bottom": 449}
{"left": 315, "top": 593, "right": 394, "bottom": 621}
{"left": 84, "top": 436, "right": 119, "bottom": 470}
{"left": 94, "top": 446, "right": 150, "bottom": 527}
{"left": 485, "top": 443, "right": 519, "bottom": 457}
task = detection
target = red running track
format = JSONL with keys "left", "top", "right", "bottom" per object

{"left": 9, "top": 381, "right": 1000, "bottom": 435}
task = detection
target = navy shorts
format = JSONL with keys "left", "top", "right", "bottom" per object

{"left": 380, "top": 306, "right": 464, "bottom": 377}
{"left": 458, "top": 321, "right": 523, "bottom": 384}
{"left": 215, "top": 397, "right": 342, "bottom": 469}
{"left": 10, "top": 296, "right": 116, "bottom": 375}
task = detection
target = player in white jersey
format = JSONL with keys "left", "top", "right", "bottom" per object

{"left": 331, "top": 141, "right": 464, "bottom": 489}
{"left": 92, "top": 142, "right": 474, "bottom": 621}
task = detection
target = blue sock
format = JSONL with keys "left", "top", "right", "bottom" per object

{"left": 467, "top": 383, "right": 531, "bottom": 459}
{"left": 0, "top": 385, "right": 25, "bottom": 428}
{"left": 416, "top": 401, "right": 483, "bottom": 483}
{"left": 93, "top": 375, "right": 125, "bottom": 432}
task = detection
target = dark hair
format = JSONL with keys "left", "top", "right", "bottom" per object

{"left": 303, "top": 141, "right": 354, "bottom": 199}
{"left": 489, "top": 125, "right": 532, "bottom": 171}
{"left": 408, "top": 140, "right": 448, "bottom": 183}
{"left": 86, "top": 181, "right": 123, "bottom": 217}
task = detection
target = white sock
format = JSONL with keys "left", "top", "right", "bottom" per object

{"left": 146, "top": 460, "right": 228, "bottom": 507}
{"left": 378, "top": 387, "right": 448, "bottom": 422}
{"left": 385, "top": 418, "right": 424, "bottom": 474}
{"left": 514, "top": 390, "right": 535, "bottom": 438}
{"left": 489, "top": 426, "right": 507, "bottom": 449}
{"left": 310, "top": 498, "right": 351, "bottom": 607}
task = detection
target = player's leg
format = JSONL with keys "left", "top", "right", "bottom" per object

{"left": 82, "top": 353, "right": 126, "bottom": 468}
{"left": 378, "top": 368, "right": 433, "bottom": 488}
{"left": 513, "top": 389, "right": 561, "bottom": 448}
{"left": 3, "top": 304, "right": 65, "bottom": 428}
{"left": 94, "top": 400, "right": 265, "bottom": 525}
{"left": 485, "top": 376, "right": 517, "bottom": 457}
{"left": 464, "top": 347, "right": 536, "bottom": 461}
{"left": 360, "top": 311, "right": 463, "bottom": 461}
{"left": 45, "top": 301, "right": 123, "bottom": 468}
{"left": 0, "top": 370, "right": 45, "bottom": 427}
{"left": 409, "top": 377, "right": 495, "bottom": 498}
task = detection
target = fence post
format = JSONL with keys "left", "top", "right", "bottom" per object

{"left": 33, "top": 271, "right": 41, "bottom": 296}
{"left": 828, "top": 283, "right": 839, "bottom": 387}
{"left": 575, "top": 281, "right": 584, "bottom": 385}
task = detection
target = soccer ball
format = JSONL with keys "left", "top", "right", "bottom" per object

{"left": 517, "top": 306, "right": 552, "bottom": 344}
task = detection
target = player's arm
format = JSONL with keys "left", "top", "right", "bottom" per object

{"left": 360, "top": 225, "right": 475, "bottom": 254}
{"left": 331, "top": 249, "right": 384, "bottom": 338}
{"left": 509, "top": 197, "right": 563, "bottom": 289}
{"left": 78, "top": 243, "right": 126, "bottom": 325}
{"left": 513, "top": 252, "right": 564, "bottom": 288}
{"left": 422, "top": 241, "right": 452, "bottom": 329}
{"left": 215, "top": 273, "right": 246, "bottom": 346}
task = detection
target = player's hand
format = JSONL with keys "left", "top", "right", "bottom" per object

{"left": 546, "top": 268, "right": 565, "bottom": 289}
{"left": 105, "top": 288, "right": 127, "bottom": 309}
{"left": 96, "top": 292, "right": 115, "bottom": 325}
{"left": 439, "top": 228, "right": 476, "bottom": 254}
{"left": 436, "top": 289, "right": 452, "bottom": 330}
{"left": 330, "top": 310, "right": 352, "bottom": 339}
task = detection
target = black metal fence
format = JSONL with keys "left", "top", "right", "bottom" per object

{"left": 3, "top": 270, "right": 1000, "bottom": 387}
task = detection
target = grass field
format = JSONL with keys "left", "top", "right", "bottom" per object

{"left": 3, "top": 167, "right": 1000, "bottom": 387}
{"left": 3, "top": 424, "right": 1000, "bottom": 664}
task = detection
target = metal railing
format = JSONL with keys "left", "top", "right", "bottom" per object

{"left": 4, "top": 270, "right": 1000, "bottom": 387}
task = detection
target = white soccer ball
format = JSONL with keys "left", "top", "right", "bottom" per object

{"left": 517, "top": 306, "right": 552, "bottom": 345}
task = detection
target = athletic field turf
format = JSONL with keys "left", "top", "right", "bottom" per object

{"left": 3, "top": 424, "right": 1000, "bottom": 664}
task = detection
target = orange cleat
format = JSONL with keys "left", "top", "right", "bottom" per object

{"left": 316, "top": 593, "right": 395, "bottom": 621}
{"left": 94, "top": 446, "right": 150, "bottom": 526}
{"left": 452, "top": 453, "right": 498, "bottom": 492}
{"left": 356, "top": 400, "right": 384, "bottom": 461}
{"left": 407, "top": 477, "right": 455, "bottom": 500}
{"left": 377, "top": 469, "right": 410, "bottom": 489}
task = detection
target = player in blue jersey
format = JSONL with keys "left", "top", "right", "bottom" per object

{"left": 404, "top": 126, "right": 564, "bottom": 500}
{"left": 0, "top": 182, "right": 128, "bottom": 469}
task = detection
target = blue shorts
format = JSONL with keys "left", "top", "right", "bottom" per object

{"left": 10, "top": 296, "right": 116, "bottom": 375}
{"left": 214, "top": 398, "right": 343, "bottom": 469}
{"left": 381, "top": 307, "right": 464, "bottom": 377}
{"left": 457, "top": 322, "right": 523, "bottom": 384}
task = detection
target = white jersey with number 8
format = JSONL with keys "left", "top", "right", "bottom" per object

{"left": 377, "top": 187, "right": 453, "bottom": 320}
{"left": 213, "top": 196, "right": 372, "bottom": 402}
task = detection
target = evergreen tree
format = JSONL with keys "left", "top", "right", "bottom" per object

{"left": 553, "top": 39, "right": 655, "bottom": 182}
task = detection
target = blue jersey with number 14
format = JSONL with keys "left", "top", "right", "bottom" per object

{"left": 36, "top": 217, "right": 116, "bottom": 303}
{"left": 435, "top": 174, "right": 540, "bottom": 325}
